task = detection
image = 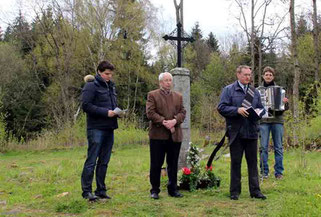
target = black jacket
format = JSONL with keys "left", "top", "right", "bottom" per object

{"left": 81, "top": 74, "right": 118, "bottom": 130}
{"left": 217, "top": 81, "right": 265, "bottom": 143}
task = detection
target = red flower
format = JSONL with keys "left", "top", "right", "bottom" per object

{"left": 206, "top": 165, "right": 213, "bottom": 171}
{"left": 182, "top": 167, "right": 191, "bottom": 175}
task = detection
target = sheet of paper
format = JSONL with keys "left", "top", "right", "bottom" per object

{"left": 113, "top": 107, "right": 127, "bottom": 117}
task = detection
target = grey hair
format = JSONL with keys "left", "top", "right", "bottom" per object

{"left": 158, "top": 72, "right": 173, "bottom": 81}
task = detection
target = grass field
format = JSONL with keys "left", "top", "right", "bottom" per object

{"left": 0, "top": 144, "right": 320, "bottom": 216}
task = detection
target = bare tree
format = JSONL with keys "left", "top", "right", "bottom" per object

{"left": 73, "top": 0, "right": 116, "bottom": 66}
{"left": 290, "top": 0, "right": 300, "bottom": 146}
{"left": 234, "top": 0, "right": 254, "bottom": 81}
{"left": 250, "top": 0, "right": 256, "bottom": 84}
{"left": 312, "top": 0, "right": 320, "bottom": 82}
{"left": 233, "top": 0, "right": 287, "bottom": 85}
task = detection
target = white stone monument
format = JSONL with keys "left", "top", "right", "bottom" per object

{"left": 171, "top": 67, "right": 190, "bottom": 168}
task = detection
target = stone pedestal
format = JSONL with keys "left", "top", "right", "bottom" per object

{"left": 171, "top": 67, "right": 191, "bottom": 169}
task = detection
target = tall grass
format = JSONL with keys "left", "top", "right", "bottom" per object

{"left": 1, "top": 114, "right": 148, "bottom": 152}
{"left": 1, "top": 112, "right": 225, "bottom": 152}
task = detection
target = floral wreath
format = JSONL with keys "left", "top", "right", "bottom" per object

{"left": 179, "top": 143, "right": 221, "bottom": 191}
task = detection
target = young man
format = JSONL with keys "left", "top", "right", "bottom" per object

{"left": 146, "top": 72, "right": 186, "bottom": 200}
{"left": 259, "top": 66, "right": 288, "bottom": 179}
{"left": 217, "top": 65, "right": 266, "bottom": 200}
{"left": 81, "top": 60, "right": 118, "bottom": 201}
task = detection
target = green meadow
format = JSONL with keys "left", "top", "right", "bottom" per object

{"left": 0, "top": 143, "right": 320, "bottom": 216}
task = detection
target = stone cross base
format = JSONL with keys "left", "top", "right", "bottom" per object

{"left": 171, "top": 67, "right": 191, "bottom": 169}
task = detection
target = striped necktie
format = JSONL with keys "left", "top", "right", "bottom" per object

{"left": 241, "top": 86, "right": 254, "bottom": 108}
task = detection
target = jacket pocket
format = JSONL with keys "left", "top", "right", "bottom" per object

{"left": 96, "top": 89, "right": 110, "bottom": 102}
{"left": 231, "top": 95, "right": 244, "bottom": 107}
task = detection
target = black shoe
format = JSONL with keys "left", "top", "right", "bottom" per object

{"left": 82, "top": 192, "right": 98, "bottom": 201}
{"left": 251, "top": 192, "right": 267, "bottom": 200}
{"left": 95, "top": 192, "right": 111, "bottom": 199}
{"left": 275, "top": 174, "right": 283, "bottom": 179}
{"left": 230, "top": 195, "right": 239, "bottom": 200}
{"left": 168, "top": 191, "right": 183, "bottom": 198}
{"left": 150, "top": 192, "right": 159, "bottom": 200}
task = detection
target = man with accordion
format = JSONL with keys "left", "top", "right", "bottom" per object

{"left": 258, "top": 66, "right": 289, "bottom": 180}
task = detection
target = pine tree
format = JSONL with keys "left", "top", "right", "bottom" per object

{"left": 191, "top": 22, "right": 203, "bottom": 41}
{"left": 4, "top": 10, "right": 33, "bottom": 55}
{"left": 206, "top": 32, "right": 219, "bottom": 53}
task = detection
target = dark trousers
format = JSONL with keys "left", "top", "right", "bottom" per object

{"left": 81, "top": 129, "right": 114, "bottom": 196}
{"left": 149, "top": 138, "right": 181, "bottom": 194}
{"left": 229, "top": 136, "right": 261, "bottom": 196}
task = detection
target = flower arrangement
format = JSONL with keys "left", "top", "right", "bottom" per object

{"left": 179, "top": 143, "right": 221, "bottom": 191}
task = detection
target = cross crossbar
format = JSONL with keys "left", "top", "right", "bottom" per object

{"left": 162, "top": 22, "right": 194, "bottom": 67}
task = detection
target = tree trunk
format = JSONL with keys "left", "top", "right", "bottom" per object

{"left": 132, "top": 74, "right": 139, "bottom": 112}
{"left": 258, "top": 0, "right": 271, "bottom": 85}
{"left": 312, "top": 0, "right": 320, "bottom": 82}
{"left": 258, "top": 40, "right": 262, "bottom": 85}
{"left": 127, "top": 70, "right": 131, "bottom": 111}
{"left": 290, "top": 0, "right": 300, "bottom": 146}
{"left": 251, "top": 0, "right": 255, "bottom": 85}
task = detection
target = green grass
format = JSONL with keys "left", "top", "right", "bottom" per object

{"left": 0, "top": 144, "right": 320, "bottom": 216}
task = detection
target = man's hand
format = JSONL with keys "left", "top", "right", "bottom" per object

{"left": 108, "top": 110, "right": 116, "bottom": 117}
{"left": 162, "top": 119, "right": 177, "bottom": 130}
{"left": 237, "top": 107, "right": 249, "bottom": 117}
{"left": 283, "top": 97, "right": 288, "bottom": 103}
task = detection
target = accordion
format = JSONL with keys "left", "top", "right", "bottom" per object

{"left": 257, "top": 86, "right": 286, "bottom": 118}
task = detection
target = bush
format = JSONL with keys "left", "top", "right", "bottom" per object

{"left": 302, "top": 85, "right": 321, "bottom": 149}
{"left": 284, "top": 83, "right": 321, "bottom": 150}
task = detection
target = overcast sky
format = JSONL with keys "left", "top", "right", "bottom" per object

{"left": 150, "top": 0, "right": 317, "bottom": 37}
{"left": 0, "top": 0, "right": 317, "bottom": 34}
{"left": 0, "top": 0, "right": 319, "bottom": 53}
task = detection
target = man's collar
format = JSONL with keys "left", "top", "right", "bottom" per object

{"left": 237, "top": 80, "right": 247, "bottom": 88}
{"left": 160, "top": 87, "right": 171, "bottom": 95}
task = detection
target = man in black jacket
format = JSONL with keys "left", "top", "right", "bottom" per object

{"left": 217, "top": 65, "right": 266, "bottom": 200}
{"left": 81, "top": 60, "right": 118, "bottom": 201}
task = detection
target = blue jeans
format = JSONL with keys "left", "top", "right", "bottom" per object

{"left": 259, "top": 123, "right": 284, "bottom": 176}
{"left": 81, "top": 129, "right": 114, "bottom": 195}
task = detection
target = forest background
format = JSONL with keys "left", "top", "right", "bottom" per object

{"left": 0, "top": 0, "right": 320, "bottom": 151}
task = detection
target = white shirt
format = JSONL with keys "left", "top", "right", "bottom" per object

{"left": 238, "top": 81, "right": 248, "bottom": 93}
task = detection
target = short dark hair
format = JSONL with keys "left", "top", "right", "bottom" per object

{"left": 263, "top": 66, "right": 275, "bottom": 76}
{"left": 236, "top": 65, "right": 251, "bottom": 74}
{"left": 97, "top": 60, "right": 115, "bottom": 73}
